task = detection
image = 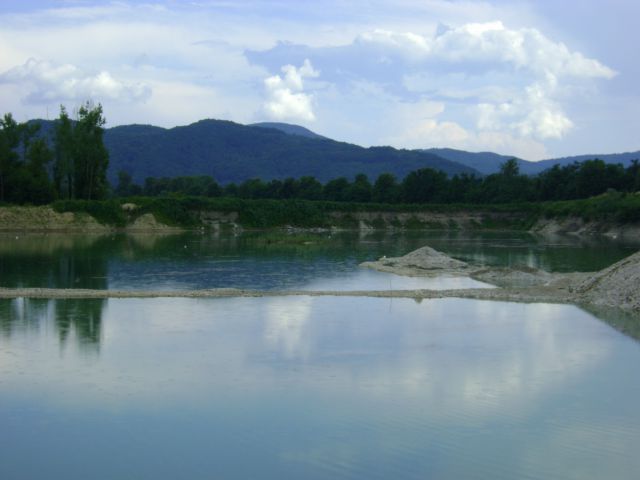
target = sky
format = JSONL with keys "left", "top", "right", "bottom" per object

{"left": 0, "top": 0, "right": 637, "bottom": 160}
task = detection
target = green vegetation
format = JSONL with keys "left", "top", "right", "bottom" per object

{"left": 47, "top": 192, "right": 640, "bottom": 230}
{"left": 121, "top": 158, "right": 640, "bottom": 206}
{"left": 0, "top": 103, "right": 108, "bottom": 205}
{"left": 2, "top": 105, "right": 639, "bottom": 231}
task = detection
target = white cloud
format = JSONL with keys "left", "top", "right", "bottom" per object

{"left": 0, "top": 1, "right": 632, "bottom": 157}
{"left": 384, "top": 105, "right": 549, "bottom": 160}
{"left": 263, "top": 59, "right": 319, "bottom": 122}
{"left": 0, "top": 58, "right": 151, "bottom": 104}
{"left": 357, "top": 21, "right": 616, "bottom": 80}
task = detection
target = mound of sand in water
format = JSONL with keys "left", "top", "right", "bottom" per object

{"left": 470, "top": 266, "right": 555, "bottom": 288}
{"left": 360, "top": 246, "right": 470, "bottom": 276}
{"left": 575, "top": 250, "right": 640, "bottom": 311}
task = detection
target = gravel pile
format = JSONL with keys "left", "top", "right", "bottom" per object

{"left": 576, "top": 250, "right": 640, "bottom": 311}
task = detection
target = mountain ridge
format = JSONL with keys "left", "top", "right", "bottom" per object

{"left": 28, "top": 118, "right": 640, "bottom": 184}
{"left": 100, "top": 118, "right": 477, "bottom": 184}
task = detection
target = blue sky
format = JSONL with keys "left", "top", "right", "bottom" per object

{"left": 0, "top": 0, "right": 637, "bottom": 160}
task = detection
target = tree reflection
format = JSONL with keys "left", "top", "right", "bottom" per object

{"left": 0, "top": 234, "right": 111, "bottom": 289}
{"left": 0, "top": 297, "right": 105, "bottom": 350}
{"left": 54, "top": 299, "right": 105, "bottom": 347}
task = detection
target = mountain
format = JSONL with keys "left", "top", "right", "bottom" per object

{"left": 427, "top": 147, "right": 640, "bottom": 175}
{"left": 101, "top": 119, "right": 477, "bottom": 184}
{"left": 531, "top": 152, "right": 640, "bottom": 173}
{"left": 424, "top": 148, "right": 536, "bottom": 175}
{"left": 250, "top": 122, "right": 326, "bottom": 140}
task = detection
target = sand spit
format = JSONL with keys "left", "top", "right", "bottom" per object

{"left": 0, "top": 286, "right": 575, "bottom": 304}
{"left": 0, "top": 246, "right": 638, "bottom": 314}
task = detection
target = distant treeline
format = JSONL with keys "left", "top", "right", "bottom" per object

{"left": 116, "top": 158, "right": 640, "bottom": 204}
{"left": 0, "top": 103, "right": 108, "bottom": 204}
{"left": 2, "top": 104, "right": 639, "bottom": 207}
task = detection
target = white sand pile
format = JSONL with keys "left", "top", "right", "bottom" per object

{"left": 576, "top": 250, "right": 640, "bottom": 311}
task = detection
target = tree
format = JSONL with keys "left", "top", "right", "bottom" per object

{"left": 323, "top": 177, "right": 350, "bottom": 202}
{"left": 115, "top": 170, "right": 134, "bottom": 197}
{"left": 24, "top": 138, "right": 54, "bottom": 204}
{"left": 297, "top": 176, "right": 323, "bottom": 200}
{"left": 0, "top": 114, "right": 53, "bottom": 204}
{"left": 0, "top": 113, "right": 19, "bottom": 201}
{"left": 54, "top": 106, "right": 75, "bottom": 199}
{"left": 372, "top": 173, "right": 400, "bottom": 204}
{"left": 347, "top": 173, "right": 372, "bottom": 202}
{"left": 500, "top": 158, "right": 520, "bottom": 177}
{"left": 401, "top": 168, "right": 447, "bottom": 203}
{"left": 73, "top": 102, "right": 109, "bottom": 200}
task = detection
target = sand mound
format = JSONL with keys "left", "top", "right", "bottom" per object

{"left": 361, "top": 245, "right": 469, "bottom": 276}
{"left": 576, "top": 250, "right": 640, "bottom": 311}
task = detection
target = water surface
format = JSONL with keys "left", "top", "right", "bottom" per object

{"left": 0, "top": 231, "right": 637, "bottom": 291}
{"left": 1, "top": 296, "right": 639, "bottom": 479}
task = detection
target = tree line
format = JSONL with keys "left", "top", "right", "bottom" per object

{"left": 0, "top": 103, "right": 108, "bottom": 204}
{"left": 116, "top": 158, "right": 640, "bottom": 204}
{"left": 2, "top": 103, "right": 639, "bottom": 206}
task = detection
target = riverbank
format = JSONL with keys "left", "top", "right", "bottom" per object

{"left": 1, "top": 194, "right": 640, "bottom": 235}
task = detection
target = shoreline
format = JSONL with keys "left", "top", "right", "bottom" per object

{"left": 0, "top": 246, "right": 637, "bottom": 313}
{"left": 0, "top": 284, "right": 576, "bottom": 304}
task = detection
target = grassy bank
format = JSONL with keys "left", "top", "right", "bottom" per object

{"left": 44, "top": 192, "right": 640, "bottom": 231}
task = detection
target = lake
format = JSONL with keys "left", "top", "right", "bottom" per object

{"left": 1, "top": 231, "right": 639, "bottom": 479}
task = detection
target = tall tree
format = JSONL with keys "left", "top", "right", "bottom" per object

{"left": 73, "top": 102, "right": 109, "bottom": 200}
{"left": 24, "top": 138, "right": 54, "bottom": 204}
{"left": 53, "top": 106, "right": 75, "bottom": 199}
{"left": 372, "top": 173, "right": 400, "bottom": 204}
{"left": 0, "top": 114, "right": 20, "bottom": 201}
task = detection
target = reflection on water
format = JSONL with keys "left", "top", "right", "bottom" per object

{"left": 580, "top": 303, "right": 640, "bottom": 341}
{"left": 0, "top": 231, "right": 638, "bottom": 291}
{"left": 0, "top": 298, "right": 105, "bottom": 350}
{"left": 1, "top": 297, "right": 639, "bottom": 479}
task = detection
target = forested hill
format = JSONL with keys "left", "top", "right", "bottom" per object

{"left": 249, "top": 122, "right": 326, "bottom": 139}
{"left": 425, "top": 147, "right": 640, "bottom": 175}
{"left": 99, "top": 119, "right": 477, "bottom": 184}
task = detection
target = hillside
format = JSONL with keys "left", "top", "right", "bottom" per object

{"left": 102, "top": 119, "right": 477, "bottom": 184}
{"left": 250, "top": 122, "right": 326, "bottom": 139}
{"left": 428, "top": 147, "right": 640, "bottom": 175}
{"left": 424, "top": 148, "right": 535, "bottom": 175}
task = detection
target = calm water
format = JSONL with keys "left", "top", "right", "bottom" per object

{"left": 1, "top": 231, "right": 640, "bottom": 479}
{"left": 1, "top": 296, "right": 640, "bottom": 479}
{"left": 0, "top": 231, "right": 638, "bottom": 291}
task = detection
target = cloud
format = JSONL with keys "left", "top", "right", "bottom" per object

{"left": 0, "top": 58, "right": 151, "bottom": 104}
{"left": 263, "top": 59, "right": 319, "bottom": 122}
{"left": 0, "top": 1, "right": 631, "bottom": 157}
{"left": 357, "top": 21, "right": 616, "bottom": 80}
{"left": 250, "top": 20, "right": 617, "bottom": 154}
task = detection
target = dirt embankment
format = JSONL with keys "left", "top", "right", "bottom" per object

{"left": 1, "top": 205, "right": 639, "bottom": 236}
{"left": 0, "top": 206, "right": 180, "bottom": 232}
{"left": 530, "top": 217, "right": 640, "bottom": 238}
{"left": 0, "top": 206, "right": 110, "bottom": 232}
